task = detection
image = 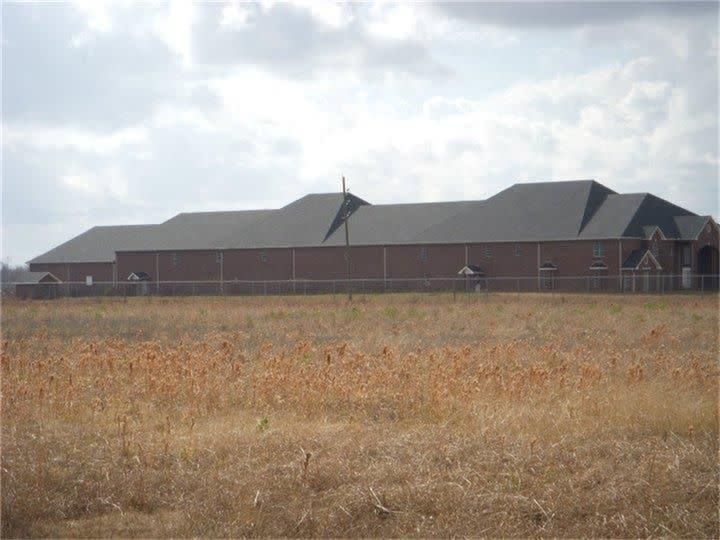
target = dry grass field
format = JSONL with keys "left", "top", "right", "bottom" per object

{"left": 1, "top": 293, "right": 718, "bottom": 537}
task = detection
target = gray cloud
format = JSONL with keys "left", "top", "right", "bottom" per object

{"left": 434, "top": 1, "right": 717, "bottom": 28}
{"left": 191, "top": 2, "right": 449, "bottom": 79}
{"left": 1, "top": 3, "right": 185, "bottom": 130}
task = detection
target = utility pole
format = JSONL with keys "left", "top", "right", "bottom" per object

{"left": 342, "top": 174, "right": 352, "bottom": 301}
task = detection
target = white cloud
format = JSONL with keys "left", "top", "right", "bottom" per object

{"left": 285, "top": 55, "right": 716, "bottom": 210}
{"left": 282, "top": 0, "right": 354, "bottom": 29}
{"left": 3, "top": 125, "right": 149, "bottom": 154}
{"left": 61, "top": 167, "right": 129, "bottom": 200}
{"left": 152, "top": 1, "right": 195, "bottom": 67}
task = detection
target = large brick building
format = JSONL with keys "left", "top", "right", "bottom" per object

{"left": 26, "top": 180, "right": 719, "bottom": 294}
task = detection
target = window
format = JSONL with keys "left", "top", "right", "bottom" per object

{"left": 420, "top": 247, "right": 428, "bottom": 261}
{"left": 260, "top": 252, "right": 268, "bottom": 263}
{"left": 542, "top": 275, "right": 554, "bottom": 290}
{"left": 85, "top": 275, "right": 93, "bottom": 286}
{"left": 591, "top": 273, "right": 601, "bottom": 290}
{"left": 484, "top": 246, "right": 492, "bottom": 258}
{"left": 592, "top": 242, "right": 605, "bottom": 258}
{"left": 216, "top": 251, "right": 223, "bottom": 264}
{"left": 514, "top": 245, "right": 522, "bottom": 257}
{"left": 172, "top": 253, "right": 180, "bottom": 266}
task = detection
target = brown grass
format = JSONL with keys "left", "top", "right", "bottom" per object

{"left": 1, "top": 293, "right": 718, "bottom": 537}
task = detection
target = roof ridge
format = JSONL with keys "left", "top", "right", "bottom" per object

{"left": 367, "top": 199, "right": 484, "bottom": 208}
{"left": 94, "top": 223, "right": 161, "bottom": 228}
{"left": 512, "top": 178, "right": 597, "bottom": 185}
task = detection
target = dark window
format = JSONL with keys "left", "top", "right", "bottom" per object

{"left": 216, "top": 251, "right": 223, "bottom": 264}
{"left": 260, "top": 252, "right": 268, "bottom": 263}
{"left": 420, "top": 247, "right": 428, "bottom": 261}
{"left": 484, "top": 246, "right": 492, "bottom": 258}
{"left": 172, "top": 253, "right": 180, "bottom": 266}
{"left": 591, "top": 273, "right": 602, "bottom": 290}
{"left": 542, "top": 275, "right": 554, "bottom": 289}
{"left": 593, "top": 242, "right": 605, "bottom": 258}
{"left": 514, "top": 245, "right": 522, "bottom": 257}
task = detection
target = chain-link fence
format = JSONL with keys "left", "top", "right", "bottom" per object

{"left": 3, "top": 274, "right": 719, "bottom": 299}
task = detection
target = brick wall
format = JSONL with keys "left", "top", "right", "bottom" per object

{"left": 158, "top": 251, "right": 220, "bottom": 281}
{"left": 467, "top": 242, "right": 536, "bottom": 277}
{"left": 386, "top": 244, "right": 465, "bottom": 278}
{"left": 295, "top": 246, "right": 384, "bottom": 280}
{"left": 117, "top": 252, "right": 158, "bottom": 282}
{"left": 36, "top": 234, "right": 710, "bottom": 294}
{"left": 29, "top": 262, "right": 114, "bottom": 282}
{"left": 223, "top": 249, "right": 292, "bottom": 281}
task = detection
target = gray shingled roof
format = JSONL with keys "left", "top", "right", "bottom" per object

{"left": 622, "top": 194, "right": 694, "bottom": 238}
{"left": 116, "top": 220, "right": 258, "bottom": 252}
{"left": 622, "top": 249, "right": 661, "bottom": 270}
{"left": 28, "top": 180, "right": 707, "bottom": 264}
{"left": 323, "top": 200, "right": 480, "bottom": 246}
{"left": 28, "top": 225, "right": 161, "bottom": 263}
{"left": 419, "top": 180, "right": 616, "bottom": 244}
{"left": 578, "top": 193, "right": 647, "bottom": 239}
{"left": 163, "top": 209, "right": 273, "bottom": 226}
{"left": 227, "top": 193, "right": 368, "bottom": 249}
{"left": 673, "top": 215, "right": 711, "bottom": 240}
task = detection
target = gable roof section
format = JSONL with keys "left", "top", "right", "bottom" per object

{"left": 642, "top": 225, "right": 666, "bottom": 240}
{"left": 222, "top": 193, "right": 369, "bottom": 249}
{"left": 458, "top": 265, "right": 484, "bottom": 275}
{"left": 420, "top": 180, "right": 614, "bottom": 243}
{"left": 577, "top": 193, "right": 646, "bottom": 239}
{"left": 673, "top": 215, "right": 711, "bottom": 240}
{"left": 323, "top": 200, "right": 479, "bottom": 246}
{"left": 579, "top": 193, "right": 698, "bottom": 239}
{"left": 622, "top": 249, "right": 662, "bottom": 270}
{"left": 13, "top": 270, "right": 61, "bottom": 283}
{"left": 621, "top": 194, "right": 695, "bottom": 239}
{"left": 28, "top": 225, "right": 161, "bottom": 264}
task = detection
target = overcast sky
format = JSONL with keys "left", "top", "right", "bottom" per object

{"left": 2, "top": 1, "right": 718, "bottom": 264}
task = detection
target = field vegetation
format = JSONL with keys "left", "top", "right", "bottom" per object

{"left": 1, "top": 293, "right": 718, "bottom": 537}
